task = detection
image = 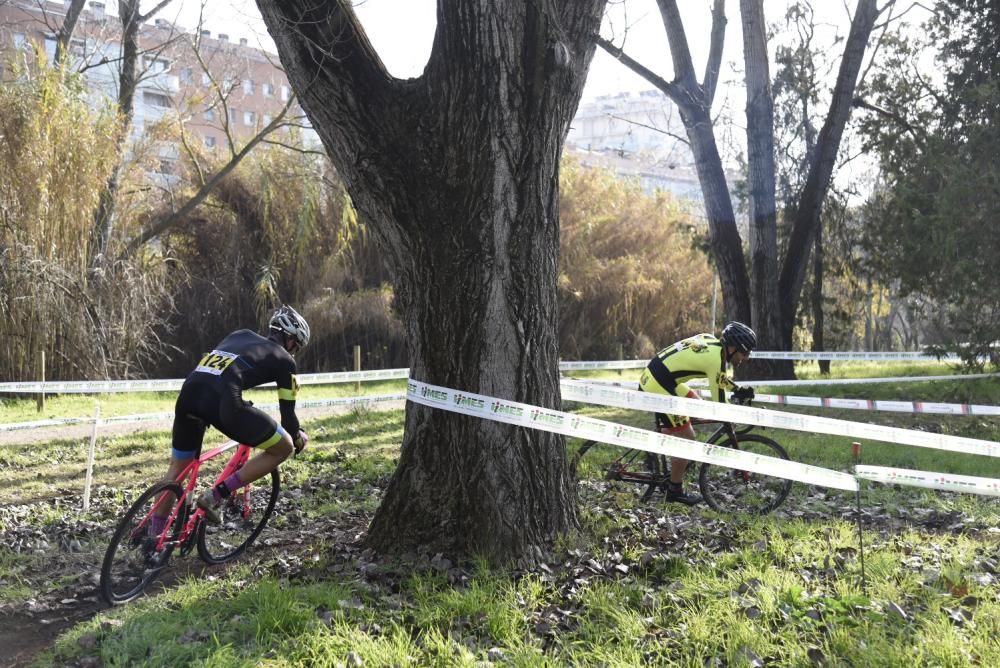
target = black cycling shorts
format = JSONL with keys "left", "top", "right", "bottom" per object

{"left": 170, "top": 380, "right": 282, "bottom": 459}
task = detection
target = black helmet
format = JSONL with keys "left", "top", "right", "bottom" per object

{"left": 721, "top": 321, "right": 757, "bottom": 353}
{"left": 269, "top": 305, "right": 311, "bottom": 348}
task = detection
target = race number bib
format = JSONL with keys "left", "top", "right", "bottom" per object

{"left": 195, "top": 350, "right": 239, "bottom": 375}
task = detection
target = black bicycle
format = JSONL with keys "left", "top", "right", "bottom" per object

{"left": 572, "top": 400, "right": 792, "bottom": 515}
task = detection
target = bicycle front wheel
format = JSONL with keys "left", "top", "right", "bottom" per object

{"left": 698, "top": 435, "right": 792, "bottom": 515}
{"left": 197, "top": 469, "right": 279, "bottom": 564}
{"left": 100, "top": 481, "right": 184, "bottom": 605}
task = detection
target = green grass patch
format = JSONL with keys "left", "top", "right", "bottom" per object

{"left": 5, "top": 372, "right": 1000, "bottom": 667}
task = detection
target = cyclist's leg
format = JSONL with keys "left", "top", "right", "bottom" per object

{"left": 211, "top": 400, "right": 293, "bottom": 498}
{"left": 151, "top": 404, "right": 206, "bottom": 532}
{"left": 661, "top": 419, "right": 696, "bottom": 484}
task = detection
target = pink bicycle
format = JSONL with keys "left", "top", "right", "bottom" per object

{"left": 99, "top": 440, "right": 279, "bottom": 604}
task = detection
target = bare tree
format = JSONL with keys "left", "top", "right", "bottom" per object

{"left": 598, "top": 0, "right": 885, "bottom": 376}
{"left": 256, "top": 0, "right": 607, "bottom": 561}
{"left": 53, "top": 0, "right": 86, "bottom": 67}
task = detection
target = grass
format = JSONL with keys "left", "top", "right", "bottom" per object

{"left": 2, "top": 367, "right": 1000, "bottom": 666}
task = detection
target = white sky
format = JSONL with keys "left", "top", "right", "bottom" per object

{"left": 155, "top": 0, "right": 877, "bottom": 102}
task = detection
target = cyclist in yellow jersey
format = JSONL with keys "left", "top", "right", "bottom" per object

{"left": 638, "top": 321, "right": 757, "bottom": 505}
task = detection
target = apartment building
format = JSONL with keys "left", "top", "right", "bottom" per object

{"left": 0, "top": 0, "right": 307, "bottom": 174}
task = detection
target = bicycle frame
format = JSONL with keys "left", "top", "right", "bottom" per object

{"left": 137, "top": 441, "right": 252, "bottom": 553}
{"left": 604, "top": 418, "right": 751, "bottom": 487}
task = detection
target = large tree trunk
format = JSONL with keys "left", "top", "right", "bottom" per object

{"left": 740, "top": 0, "right": 789, "bottom": 379}
{"left": 257, "top": 0, "right": 606, "bottom": 561}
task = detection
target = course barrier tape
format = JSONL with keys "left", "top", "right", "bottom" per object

{"left": 0, "top": 393, "right": 406, "bottom": 434}
{"left": 855, "top": 465, "right": 1000, "bottom": 497}
{"left": 561, "top": 379, "right": 1000, "bottom": 459}
{"left": 4, "top": 350, "right": 989, "bottom": 394}
{"left": 571, "top": 379, "right": 1000, "bottom": 416}
{"left": 406, "top": 379, "right": 858, "bottom": 491}
{"left": 581, "top": 372, "right": 1000, "bottom": 390}
{"left": 0, "top": 368, "right": 412, "bottom": 395}
{"left": 757, "top": 393, "right": 1000, "bottom": 416}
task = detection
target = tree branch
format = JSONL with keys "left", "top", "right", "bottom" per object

{"left": 703, "top": 0, "right": 727, "bottom": 106}
{"left": 121, "top": 98, "right": 298, "bottom": 257}
{"left": 595, "top": 36, "right": 681, "bottom": 101}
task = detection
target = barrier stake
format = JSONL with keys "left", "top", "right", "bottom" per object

{"left": 36, "top": 350, "right": 45, "bottom": 412}
{"left": 82, "top": 403, "right": 100, "bottom": 511}
{"left": 852, "top": 441, "right": 867, "bottom": 594}
{"left": 353, "top": 345, "right": 361, "bottom": 392}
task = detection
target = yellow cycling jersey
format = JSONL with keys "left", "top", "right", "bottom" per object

{"left": 638, "top": 333, "right": 736, "bottom": 403}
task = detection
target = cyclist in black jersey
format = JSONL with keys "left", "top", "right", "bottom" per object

{"left": 638, "top": 321, "right": 757, "bottom": 505}
{"left": 152, "top": 305, "right": 311, "bottom": 527}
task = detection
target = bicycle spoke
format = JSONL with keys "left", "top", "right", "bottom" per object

{"left": 100, "top": 482, "right": 183, "bottom": 604}
{"left": 197, "top": 469, "right": 279, "bottom": 564}
{"left": 699, "top": 435, "right": 792, "bottom": 514}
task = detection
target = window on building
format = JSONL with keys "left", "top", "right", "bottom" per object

{"left": 13, "top": 33, "right": 26, "bottom": 50}
{"left": 263, "top": 82, "right": 274, "bottom": 97}
{"left": 261, "top": 113, "right": 272, "bottom": 126}
{"left": 180, "top": 67, "right": 193, "bottom": 84}
{"left": 202, "top": 72, "right": 211, "bottom": 86}
{"left": 143, "top": 91, "right": 172, "bottom": 108}
{"left": 204, "top": 108, "right": 215, "bottom": 121}
{"left": 243, "top": 111, "right": 256, "bottom": 126}
{"left": 204, "top": 135, "right": 216, "bottom": 148}
{"left": 43, "top": 37, "right": 57, "bottom": 62}
{"left": 144, "top": 57, "right": 169, "bottom": 74}
{"left": 281, "top": 85, "right": 290, "bottom": 101}
{"left": 243, "top": 79, "right": 254, "bottom": 95}
{"left": 228, "top": 108, "right": 238, "bottom": 123}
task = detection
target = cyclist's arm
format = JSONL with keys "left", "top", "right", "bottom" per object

{"left": 275, "top": 361, "right": 301, "bottom": 436}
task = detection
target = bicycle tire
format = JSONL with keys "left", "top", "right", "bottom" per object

{"left": 698, "top": 434, "right": 792, "bottom": 515}
{"left": 100, "top": 481, "right": 184, "bottom": 605}
{"left": 196, "top": 469, "right": 279, "bottom": 564}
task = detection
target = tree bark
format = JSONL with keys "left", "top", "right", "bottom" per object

{"left": 811, "top": 222, "right": 829, "bottom": 374}
{"left": 739, "top": 0, "right": 787, "bottom": 379}
{"left": 256, "top": 0, "right": 607, "bottom": 561}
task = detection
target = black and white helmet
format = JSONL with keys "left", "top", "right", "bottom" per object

{"left": 269, "top": 305, "right": 310, "bottom": 348}
{"left": 721, "top": 321, "right": 757, "bottom": 354}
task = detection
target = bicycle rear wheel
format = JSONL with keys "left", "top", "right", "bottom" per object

{"left": 698, "top": 435, "right": 792, "bottom": 514}
{"left": 197, "top": 469, "right": 279, "bottom": 564}
{"left": 574, "top": 439, "right": 667, "bottom": 502}
{"left": 100, "top": 481, "right": 183, "bottom": 605}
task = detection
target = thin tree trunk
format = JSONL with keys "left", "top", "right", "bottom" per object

{"left": 598, "top": 1, "right": 751, "bottom": 326}
{"left": 257, "top": 0, "right": 606, "bottom": 561}
{"left": 91, "top": 0, "right": 142, "bottom": 264}
{"left": 811, "top": 223, "right": 829, "bottom": 374}
{"left": 778, "top": 0, "right": 879, "bottom": 344}
{"left": 740, "top": 0, "right": 788, "bottom": 379}
{"left": 54, "top": 0, "right": 87, "bottom": 67}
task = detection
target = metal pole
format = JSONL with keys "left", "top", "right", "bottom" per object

{"left": 852, "top": 441, "right": 867, "bottom": 594}
{"left": 83, "top": 403, "right": 101, "bottom": 511}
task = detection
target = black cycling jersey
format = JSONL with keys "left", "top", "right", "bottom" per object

{"left": 171, "top": 329, "right": 300, "bottom": 457}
